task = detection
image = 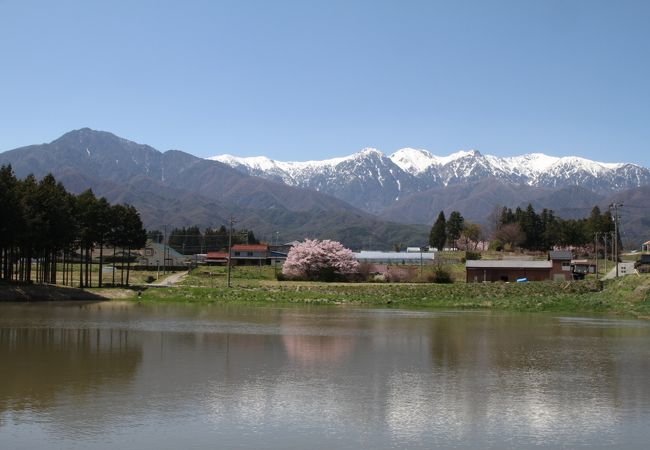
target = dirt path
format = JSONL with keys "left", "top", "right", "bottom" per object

{"left": 151, "top": 271, "right": 188, "bottom": 286}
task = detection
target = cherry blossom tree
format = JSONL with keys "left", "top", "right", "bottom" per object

{"left": 282, "top": 239, "right": 359, "bottom": 281}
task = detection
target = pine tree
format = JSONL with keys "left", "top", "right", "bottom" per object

{"left": 429, "top": 211, "right": 447, "bottom": 251}
{"left": 446, "top": 211, "right": 464, "bottom": 250}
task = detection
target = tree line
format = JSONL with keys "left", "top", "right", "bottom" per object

{"left": 149, "top": 226, "right": 259, "bottom": 255}
{"left": 0, "top": 165, "right": 146, "bottom": 287}
{"left": 428, "top": 204, "right": 618, "bottom": 254}
{"left": 494, "top": 204, "right": 616, "bottom": 252}
{"left": 429, "top": 210, "right": 482, "bottom": 251}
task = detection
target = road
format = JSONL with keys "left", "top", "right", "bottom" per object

{"left": 151, "top": 270, "right": 188, "bottom": 286}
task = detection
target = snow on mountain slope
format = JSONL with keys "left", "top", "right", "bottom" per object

{"left": 208, "top": 147, "right": 650, "bottom": 213}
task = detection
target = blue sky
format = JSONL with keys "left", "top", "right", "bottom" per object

{"left": 1, "top": 0, "right": 649, "bottom": 166}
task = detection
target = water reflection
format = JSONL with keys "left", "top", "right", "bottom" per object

{"left": 0, "top": 303, "right": 649, "bottom": 449}
{"left": 280, "top": 312, "right": 357, "bottom": 364}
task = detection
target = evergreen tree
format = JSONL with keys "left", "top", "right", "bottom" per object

{"left": 0, "top": 166, "right": 149, "bottom": 287}
{"left": 429, "top": 211, "right": 447, "bottom": 251}
{"left": 246, "top": 230, "right": 259, "bottom": 245}
{"left": 446, "top": 211, "right": 464, "bottom": 249}
{"left": 122, "top": 205, "right": 147, "bottom": 286}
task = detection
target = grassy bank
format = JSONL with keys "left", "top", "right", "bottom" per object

{"left": 5, "top": 266, "right": 649, "bottom": 317}
{"left": 127, "top": 271, "right": 650, "bottom": 316}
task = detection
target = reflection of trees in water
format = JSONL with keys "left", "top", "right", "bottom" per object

{"left": 280, "top": 310, "right": 361, "bottom": 364}
{"left": 0, "top": 328, "right": 142, "bottom": 416}
{"left": 283, "top": 334, "right": 355, "bottom": 364}
{"left": 417, "top": 314, "right": 650, "bottom": 445}
{"left": 280, "top": 310, "right": 357, "bottom": 365}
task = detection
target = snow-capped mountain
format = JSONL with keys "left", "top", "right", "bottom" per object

{"left": 208, "top": 148, "right": 650, "bottom": 213}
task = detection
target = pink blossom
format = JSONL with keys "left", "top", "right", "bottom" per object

{"left": 282, "top": 239, "right": 359, "bottom": 280}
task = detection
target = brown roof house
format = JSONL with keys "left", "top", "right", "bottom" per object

{"left": 205, "top": 252, "right": 229, "bottom": 265}
{"left": 466, "top": 252, "right": 573, "bottom": 283}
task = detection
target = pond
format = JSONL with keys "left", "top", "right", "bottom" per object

{"left": 1, "top": 301, "right": 650, "bottom": 449}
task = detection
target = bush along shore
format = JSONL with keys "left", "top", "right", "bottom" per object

{"left": 126, "top": 275, "right": 650, "bottom": 317}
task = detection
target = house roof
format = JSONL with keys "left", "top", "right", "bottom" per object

{"left": 147, "top": 241, "right": 185, "bottom": 259}
{"left": 354, "top": 251, "right": 434, "bottom": 261}
{"left": 466, "top": 260, "right": 552, "bottom": 269}
{"left": 206, "top": 252, "right": 228, "bottom": 259}
{"left": 232, "top": 244, "right": 269, "bottom": 252}
{"left": 549, "top": 250, "right": 573, "bottom": 261}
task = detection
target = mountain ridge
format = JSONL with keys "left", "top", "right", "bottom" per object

{"left": 0, "top": 128, "right": 429, "bottom": 249}
{"left": 1, "top": 128, "right": 648, "bottom": 247}
{"left": 209, "top": 147, "right": 649, "bottom": 214}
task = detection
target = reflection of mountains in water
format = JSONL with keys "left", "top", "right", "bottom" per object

{"left": 2, "top": 305, "right": 650, "bottom": 448}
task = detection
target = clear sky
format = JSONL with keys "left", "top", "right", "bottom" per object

{"left": 1, "top": 0, "right": 649, "bottom": 166}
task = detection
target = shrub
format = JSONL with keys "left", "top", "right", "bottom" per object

{"left": 465, "top": 251, "right": 481, "bottom": 261}
{"left": 427, "top": 265, "right": 453, "bottom": 283}
{"left": 489, "top": 240, "right": 504, "bottom": 251}
{"left": 385, "top": 270, "right": 411, "bottom": 283}
{"left": 145, "top": 275, "right": 156, "bottom": 283}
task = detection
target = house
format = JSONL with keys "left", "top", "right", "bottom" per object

{"left": 466, "top": 252, "right": 574, "bottom": 282}
{"left": 138, "top": 241, "right": 190, "bottom": 268}
{"left": 642, "top": 240, "right": 650, "bottom": 252}
{"left": 205, "top": 252, "right": 229, "bottom": 265}
{"left": 231, "top": 244, "right": 286, "bottom": 266}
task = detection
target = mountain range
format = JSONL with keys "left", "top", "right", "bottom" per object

{"left": 210, "top": 147, "right": 650, "bottom": 247}
{"left": 210, "top": 148, "right": 650, "bottom": 214}
{"left": 1, "top": 128, "right": 648, "bottom": 248}
{"left": 0, "top": 129, "right": 428, "bottom": 249}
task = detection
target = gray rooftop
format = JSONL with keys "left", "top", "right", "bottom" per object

{"left": 466, "top": 260, "right": 552, "bottom": 269}
{"left": 354, "top": 251, "right": 434, "bottom": 261}
{"left": 549, "top": 250, "right": 573, "bottom": 260}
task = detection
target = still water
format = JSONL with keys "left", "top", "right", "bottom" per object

{"left": 1, "top": 301, "right": 650, "bottom": 449}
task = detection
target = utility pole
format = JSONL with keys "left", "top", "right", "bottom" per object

{"left": 227, "top": 216, "right": 236, "bottom": 288}
{"left": 603, "top": 232, "right": 610, "bottom": 274}
{"left": 163, "top": 224, "right": 167, "bottom": 275}
{"left": 420, "top": 247, "right": 423, "bottom": 278}
{"left": 594, "top": 232, "right": 599, "bottom": 280}
{"left": 609, "top": 203, "right": 623, "bottom": 278}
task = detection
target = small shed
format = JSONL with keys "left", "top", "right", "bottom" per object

{"left": 548, "top": 250, "right": 573, "bottom": 280}
{"left": 570, "top": 259, "right": 596, "bottom": 279}
{"left": 636, "top": 254, "right": 650, "bottom": 273}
